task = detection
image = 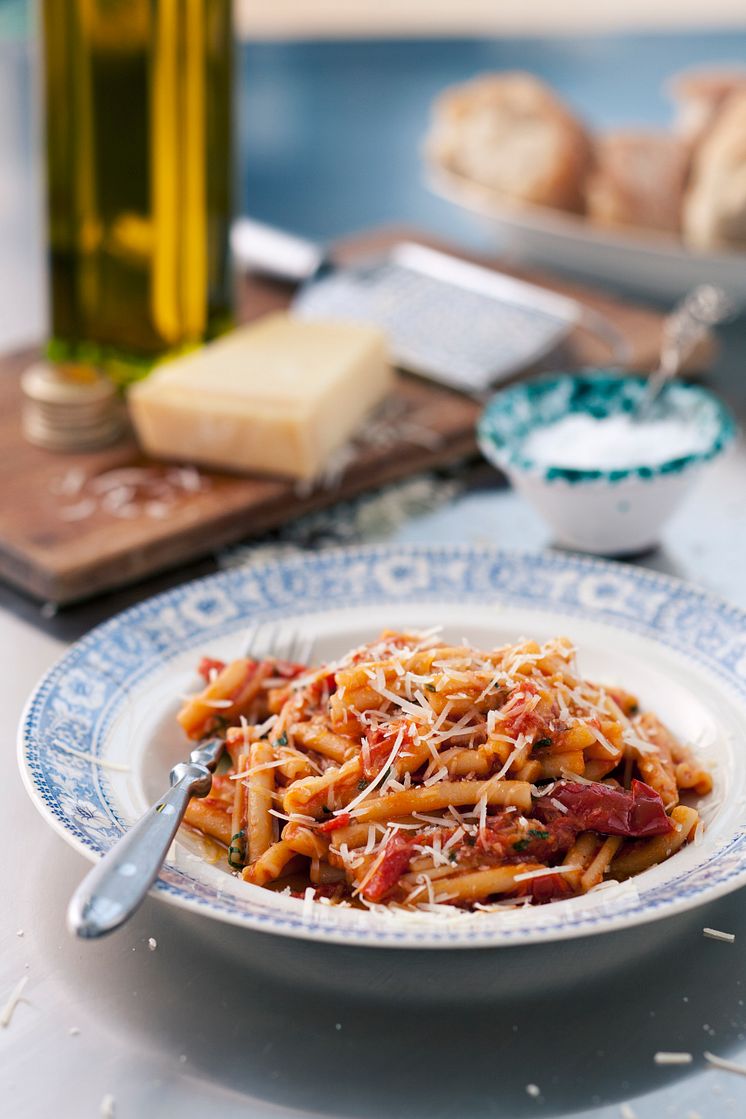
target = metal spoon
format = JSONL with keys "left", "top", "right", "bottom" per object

{"left": 635, "top": 284, "right": 732, "bottom": 420}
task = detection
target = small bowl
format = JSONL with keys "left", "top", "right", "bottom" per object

{"left": 477, "top": 370, "right": 736, "bottom": 556}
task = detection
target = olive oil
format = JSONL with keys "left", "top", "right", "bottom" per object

{"left": 43, "top": 0, "right": 233, "bottom": 384}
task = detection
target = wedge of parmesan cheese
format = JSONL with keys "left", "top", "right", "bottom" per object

{"left": 128, "top": 313, "right": 393, "bottom": 480}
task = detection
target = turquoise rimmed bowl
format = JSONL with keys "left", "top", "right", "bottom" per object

{"left": 478, "top": 370, "right": 736, "bottom": 555}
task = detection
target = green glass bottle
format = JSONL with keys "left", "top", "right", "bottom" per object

{"left": 43, "top": 0, "right": 233, "bottom": 386}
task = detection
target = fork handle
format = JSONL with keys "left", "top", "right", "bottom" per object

{"left": 67, "top": 763, "right": 212, "bottom": 939}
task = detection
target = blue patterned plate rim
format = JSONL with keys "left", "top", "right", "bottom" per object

{"left": 17, "top": 544, "right": 746, "bottom": 949}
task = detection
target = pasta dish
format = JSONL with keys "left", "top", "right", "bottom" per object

{"left": 177, "top": 631, "right": 712, "bottom": 912}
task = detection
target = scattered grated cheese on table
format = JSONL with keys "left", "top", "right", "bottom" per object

{"left": 654, "top": 1051, "right": 693, "bottom": 1065}
{"left": 0, "top": 976, "right": 28, "bottom": 1028}
{"left": 703, "top": 927, "right": 735, "bottom": 943}
{"left": 100, "top": 1094, "right": 116, "bottom": 1118}
{"left": 703, "top": 1050, "right": 746, "bottom": 1076}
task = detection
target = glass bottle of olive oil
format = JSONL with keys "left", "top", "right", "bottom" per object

{"left": 43, "top": 0, "right": 233, "bottom": 385}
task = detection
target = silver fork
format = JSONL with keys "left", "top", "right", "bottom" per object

{"left": 67, "top": 622, "right": 310, "bottom": 939}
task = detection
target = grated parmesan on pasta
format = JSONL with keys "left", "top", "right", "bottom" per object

{"left": 175, "top": 630, "right": 712, "bottom": 912}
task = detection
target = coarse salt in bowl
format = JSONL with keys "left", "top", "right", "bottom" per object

{"left": 477, "top": 370, "right": 736, "bottom": 556}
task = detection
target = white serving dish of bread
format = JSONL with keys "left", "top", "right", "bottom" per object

{"left": 425, "top": 69, "right": 746, "bottom": 302}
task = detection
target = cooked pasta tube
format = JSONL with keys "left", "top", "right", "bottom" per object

{"left": 247, "top": 741, "right": 276, "bottom": 862}
{"left": 282, "top": 822, "right": 328, "bottom": 860}
{"left": 276, "top": 748, "right": 319, "bottom": 783}
{"left": 404, "top": 859, "right": 461, "bottom": 879}
{"left": 545, "top": 724, "right": 597, "bottom": 753}
{"left": 580, "top": 835, "right": 623, "bottom": 892}
{"left": 283, "top": 756, "right": 363, "bottom": 816}
{"left": 438, "top": 747, "right": 492, "bottom": 778}
{"left": 267, "top": 686, "right": 293, "bottom": 714}
{"left": 229, "top": 748, "right": 250, "bottom": 868}
{"left": 330, "top": 821, "right": 405, "bottom": 849}
{"left": 538, "top": 752, "right": 585, "bottom": 779}
{"left": 428, "top": 864, "right": 538, "bottom": 904}
{"left": 242, "top": 840, "right": 296, "bottom": 886}
{"left": 514, "top": 760, "right": 542, "bottom": 782}
{"left": 675, "top": 761, "right": 713, "bottom": 796}
{"left": 584, "top": 757, "right": 621, "bottom": 781}
{"left": 610, "top": 805, "right": 699, "bottom": 880}
{"left": 178, "top": 658, "right": 271, "bottom": 740}
{"left": 349, "top": 779, "right": 532, "bottom": 824}
{"left": 183, "top": 798, "right": 232, "bottom": 846}
{"left": 310, "top": 859, "right": 346, "bottom": 885}
{"left": 631, "top": 713, "right": 679, "bottom": 810}
{"left": 561, "top": 832, "right": 601, "bottom": 890}
{"left": 290, "top": 719, "right": 353, "bottom": 764}
{"left": 641, "top": 714, "right": 714, "bottom": 797}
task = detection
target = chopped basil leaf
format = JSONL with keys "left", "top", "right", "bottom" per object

{"left": 534, "top": 737, "right": 552, "bottom": 750}
{"left": 528, "top": 829, "right": 550, "bottom": 840}
{"left": 513, "top": 838, "right": 530, "bottom": 852}
{"left": 357, "top": 779, "right": 369, "bottom": 791}
{"left": 228, "top": 829, "right": 246, "bottom": 869}
{"left": 424, "top": 683, "right": 436, "bottom": 693}
{"left": 276, "top": 732, "right": 288, "bottom": 747}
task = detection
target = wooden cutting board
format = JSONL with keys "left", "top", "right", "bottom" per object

{"left": 0, "top": 227, "right": 687, "bottom": 605}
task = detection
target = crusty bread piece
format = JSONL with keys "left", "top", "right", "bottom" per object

{"left": 683, "top": 89, "right": 746, "bottom": 252}
{"left": 585, "top": 131, "right": 689, "bottom": 234}
{"left": 668, "top": 67, "right": 746, "bottom": 145}
{"left": 426, "top": 71, "right": 592, "bottom": 212}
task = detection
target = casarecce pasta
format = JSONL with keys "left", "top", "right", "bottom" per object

{"left": 177, "top": 631, "right": 712, "bottom": 912}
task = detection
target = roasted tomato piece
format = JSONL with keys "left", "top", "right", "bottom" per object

{"left": 535, "top": 779, "right": 673, "bottom": 838}
{"left": 272, "top": 660, "right": 308, "bottom": 679}
{"left": 197, "top": 656, "right": 227, "bottom": 682}
{"left": 517, "top": 870, "right": 577, "bottom": 904}
{"left": 361, "top": 833, "right": 416, "bottom": 902}
{"left": 318, "top": 813, "right": 352, "bottom": 834}
{"left": 476, "top": 811, "right": 580, "bottom": 864}
{"left": 363, "top": 721, "right": 416, "bottom": 780}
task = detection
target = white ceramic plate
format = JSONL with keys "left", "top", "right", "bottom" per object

{"left": 18, "top": 545, "right": 746, "bottom": 949}
{"left": 427, "top": 164, "right": 746, "bottom": 304}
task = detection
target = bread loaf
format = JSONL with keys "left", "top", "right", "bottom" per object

{"left": 683, "top": 90, "right": 746, "bottom": 251}
{"left": 668, "top": 67, "right": 746, "bottom": 145}
{"left": 586, "top": 132, "right": 689, "bottom": 234}
{"left": 427, "top": 71, "right": 592, "bottom": 213}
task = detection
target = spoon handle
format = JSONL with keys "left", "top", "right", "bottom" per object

{"left": 637, "top": 284, "right": 731, "bottom": 419}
